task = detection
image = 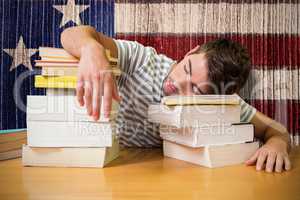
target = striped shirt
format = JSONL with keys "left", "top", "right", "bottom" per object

{"left": 113, "top": 39, "right": 257, "bottom": 148}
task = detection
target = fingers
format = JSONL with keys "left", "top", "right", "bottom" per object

{"left": 112, "top": 77, "right": 121, "bottom": 102}
{"left": 265, "top": 152, "right": 276, "bottom": 173}
{"left": 76, "top": 76, "right": 84, "bottom": 106}
{"left": 245, "top": 150, "right": 259, "bottom": 166}
{"left": 92, "top": 73, "right": 102, "bottom": 121}
{"left": 284, "top": 155, "right": 291, "bottom": 171}
{"left": 275, "top": 154, "right": 284, "bottom": 173}
{"left": 84, "top": 81, "right": 93, "bottom": 116}
{"left": 103, "top": 73, "right": 113, "bottom": 118}
{"left": 256, "top": 151, "right": 268, "bottom": 171}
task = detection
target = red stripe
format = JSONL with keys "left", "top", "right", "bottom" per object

{"left": 247, "top": 99, "right": 300, "bottom": 135}
{"left": 115, "top": 33, "right": 300, "bottom": 68}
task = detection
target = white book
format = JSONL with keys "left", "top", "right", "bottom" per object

{"left": 163, "top": 140, "right": 259, "bottom": 168}
{"left": 160, "top": 123, "right": 254, "bottom": 147}
{"left": 27, "top": 95, "right": 119, "bottom": 122}
{"left": 148, "top": 104, "right": 240, "bottom": 127}
{"left": 162, "top": 94, "right": 240, "bottom": 106}
{"left": 27, "top": 121, "right": 115, "bottom": 147}
{"left": 22, "top": 138, "right": 119, "bottom": 168}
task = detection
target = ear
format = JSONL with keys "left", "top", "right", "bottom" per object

{"left": 184, "top": 45, "right": 201, "bottom": 58}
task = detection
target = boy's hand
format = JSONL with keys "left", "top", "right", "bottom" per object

{"left": 77, "top": 41, "right": 121, "bottom": 121}
{"left": 245, "top": 137, "right": 291, "bottom": 173}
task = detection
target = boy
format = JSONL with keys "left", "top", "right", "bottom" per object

{"left": 61, "top": 25, "right": 291, "bottom": 173}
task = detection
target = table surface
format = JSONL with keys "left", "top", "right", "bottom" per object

{"left": 0, "top": 147, "right": 300, "bottom": 200}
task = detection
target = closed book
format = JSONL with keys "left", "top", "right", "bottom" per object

{"left": 27, "top": 95, "right": 119, "bottom": 122}
{"left": 148, "top": 104, "right": 240, "bottom": 127}
{"left": 0, "top": 149, "right": 22, "bottom": 161}
{"left": 0, "top": 129, "right": 27, "bottom": 143}
{"left": 27, "top": 121, "right": 115, "bottom": 147}
{"left": 161, "top": 94, "right": 240, "bottom": 106}
{"left": 22, "top": 138, "right": 119, "bottom": 168}
{"left": 34, "top": 75, "right": 120, "bottom": 89}
{"left": 41, "top": 66, "right": 121, "bottom": 76}
{"left": 35, "top": 60, "right": 118, "bottom": 67}
{"left": 38, "top": 47, "right": 118, "bottom": 63}
{"left": 163, "top": 140, "right": 259, "bottom": 168}
{"left": 0, "top": 138, "right": 27, "bottom": 152}
{"left": 160, "top": 123, "right": 254, "bottom": 147}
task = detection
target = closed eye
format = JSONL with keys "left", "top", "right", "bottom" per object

{"left": 192, "top": 83, "right": 205, "bottom": 95}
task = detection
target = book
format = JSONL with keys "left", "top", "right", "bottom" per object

{"left": 41, "top": 66, "right": 121, "bottom": 76}
{"left": 161, "top": 94, "right": 240, "bottom": 106}
{"left": 148, "top": 104, "right": 240, "bottom": 127}
{"left": 34, "top": 75, "right": 121, "bottom": 89}
{"left": 0, "top": 129, "right": 27, "bottom": 160}
{"left": 35, "top": 60, "right": 118, "bottom": 67}
{"left": 27, "top": 121, "right": 116, "bottom": 147}
{"left": 22, "top": 137, "right": 119, "bottom": 168}
{"left": 27, "top": 95, "right": 119, "bottom": 122}
{"left": 0, "top": 129, "right": 27, "bottom": 143}
{"left": 0, "top": 149, "right": 22, "bottom": 161}
{"left": 160, "top": 123, "right": 254, "bottom": 147}
{"left": 38, "top": 47, "right": 118, "bottom": 63}
{"left": 0, "top": 138, "right": 27, "bottom": 152}
{"left": 163, "top": 140, "right": 259, "bottom": 168}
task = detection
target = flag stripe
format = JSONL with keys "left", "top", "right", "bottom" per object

{"left": 240, "top": 69, "right": 300, "bottom": 100}
{"left": 115, "top": 33, "right": 300, "bottom": 67}
{"left": 249, "top": 99, "right": 300, "bottom": 136}
{"left": 116, "top": 0, "right": 300, "bottom": 4}
{"left": 115, "top": 2, "right": 300, "bottom": 34}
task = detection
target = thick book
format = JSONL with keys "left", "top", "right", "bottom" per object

{"left": 0, "top": 149, "right": 22, "bottom": 161}
{"left": 22, "top": 138, "right": 119, "bottom": 168}
{"left": 0, "top": 129, "right": 27, "bottom": 160}
{"left": 38, "top": 47, "right": 118, "bottom": 63}
{"left": 148, "top": 104, "right": 240, "bottom": 127}
{"left": 34, "top": 75, "right": 120, "bottom": 89}
{"left": 27, "top": 121, "right": 115, "bottom": 147}
{"left": 27, "top": 95, "right": 119, "bottom": 122}
{"left": 161, "top": 94, "right": 240, "bottom": 106}
{"left": 0, "top": 129, "right": 27, "bottom": 143}
{"left": 160, "top": 123, "right": 254, "bottom": 147}
{"left": 163, "top": 140, "right": 259, "bottom": 168}
{"left": 41, "top": 66, "right": 121, "bottom": 76}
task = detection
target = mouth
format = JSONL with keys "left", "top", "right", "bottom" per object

{"left": 163, "top": 78, "right": 179, "bottom": 96}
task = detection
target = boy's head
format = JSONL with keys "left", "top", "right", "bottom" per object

{"left": 163, "top": 39, "right": 251, "bottom": 96}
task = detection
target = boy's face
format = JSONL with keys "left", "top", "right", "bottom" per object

{"left": 163, "top": 53, "right": 210, "bottom": 96}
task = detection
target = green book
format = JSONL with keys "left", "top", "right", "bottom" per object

{"left": 0, "top": 129, "right": 26, "bottom": 134}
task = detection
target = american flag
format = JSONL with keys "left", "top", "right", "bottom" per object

{"left": 1, "top": 0, "right": 299, "bottom": 145}
{"left": 0, "top": 0, "right": 113, "bottom": 129}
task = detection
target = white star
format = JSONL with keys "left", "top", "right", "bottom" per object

{"left": 53, "top": 0, "right": 90, "bottom": 28}
{"left": 3, "top": 36, "right": 37, "bottom": 71}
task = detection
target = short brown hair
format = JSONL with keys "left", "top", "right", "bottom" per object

{"left": 198, "top": 39, "right": 251, "bottom": 94}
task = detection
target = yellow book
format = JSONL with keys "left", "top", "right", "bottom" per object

{"left": 161, "top": 94, "right": 240, "bottom": 106}
{"left": 35, "top": 76, "right": 77, "bottom": 89}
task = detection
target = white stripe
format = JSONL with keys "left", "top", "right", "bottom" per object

{"left": 240, "top": 68, "right": 300, "bottom": 100}
{"left": 115, "top": 3, "right": 300, "bottom": 34}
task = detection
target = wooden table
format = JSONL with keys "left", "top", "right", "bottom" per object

{"left": 0, "top": 147, "right": 300, "bottom": 200}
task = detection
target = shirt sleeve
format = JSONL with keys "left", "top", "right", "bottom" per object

{"left": 113, "top": 39, "right": 151, "bottom": 76}
{"left": 239, "top": 97, "right": 257, "bottom": 123}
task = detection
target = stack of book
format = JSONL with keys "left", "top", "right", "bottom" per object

{"left": 0, "top": 129, "right": 27, "bottom": 161}
{"left": 22, "top": 47, "right": 120, "bottom": 168}
{"left": 148, "top": 94, "right": 259, "bottom": 168}
{"left": 34, "top": 47, "right": 121, "bottom": 88}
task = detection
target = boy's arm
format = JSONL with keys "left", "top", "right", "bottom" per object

{"left": 61, "top": 25, "right": 120, "bottom": 121}
{"left": 245, "top": 111, "right": 291, "bottom": 173}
